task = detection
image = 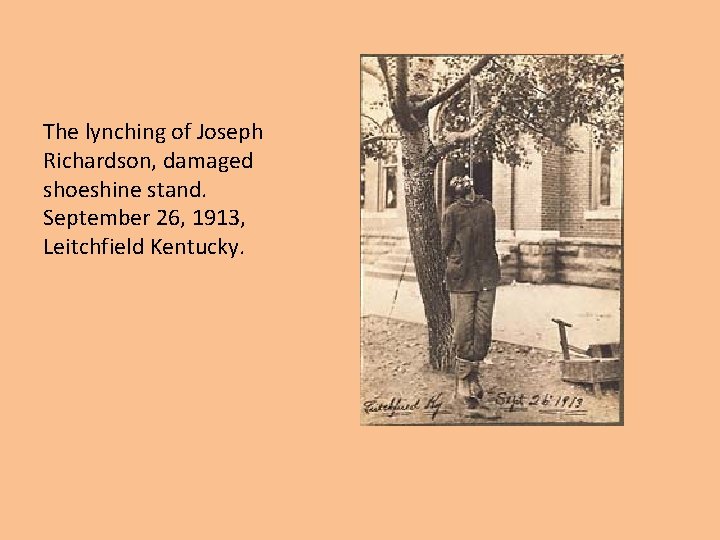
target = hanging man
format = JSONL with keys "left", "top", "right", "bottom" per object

{"left": 441, "top": 176, "right": 501, "bottom": 417}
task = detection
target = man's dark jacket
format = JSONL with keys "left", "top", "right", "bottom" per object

{"left": 441, "top": 196, "right": 501, "bottom": 292}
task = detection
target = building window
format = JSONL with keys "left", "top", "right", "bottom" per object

{"left": 588, "top": 144, "right": 622, "bottom": 219}
{"left": 599, "top": 147, "right": 612, "bottom": 206}
{"left": 360, "top": 166, "right": 365, "bottom": 209}
{"left": 599, "top": 146, "right": 622, "bottom": 208}
{"left": 384, "top": 166, "right": 397, "bottom": 209}
{"left": 381, "top": 149, "right": 399, "bottom": 211}
{"left": 361, "top": 153, "right": 366, "bottom": 209}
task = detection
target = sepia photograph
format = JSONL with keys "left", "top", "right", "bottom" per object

{"left": 361, "top": 55, "right": 623, "bottom": 425}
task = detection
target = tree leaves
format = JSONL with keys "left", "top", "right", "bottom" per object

{"left": 361, "top": 55, "right": 624, "bottom": 165}
{"left": 361, "top": 114, "right": 399, "bottom": 161}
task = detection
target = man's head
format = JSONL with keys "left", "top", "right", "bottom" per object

{"left": 450, "top": 175, "right": 474, "bottom": 199}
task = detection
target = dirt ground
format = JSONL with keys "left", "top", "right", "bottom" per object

{"left": 361, "top": 316, "right": 621, "bottom": 425}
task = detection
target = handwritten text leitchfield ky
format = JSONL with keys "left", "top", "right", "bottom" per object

{"left": 363, "top": 394, "right": 445, "bottom": 420}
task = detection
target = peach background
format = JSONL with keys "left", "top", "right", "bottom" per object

{"left": 0, "top": 1, "right": 716, "bottom": 538}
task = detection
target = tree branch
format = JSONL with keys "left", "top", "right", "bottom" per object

{"left": 504, "top": 111, "right": 582, "bottom": 153}
{"left": 427, "top": 116, "right": 492, "bottom": 165}
{"left": 505, "top": 111, "right": 552, "bottom": 139}
{"left": 394, "top": 57, "right": 417, "bottom": 130}
{"left": 427, "top": 95, "right": 509, "bottom": 164}
{"left": 361, "top": 59, "right": 383, "bottom": 83}
{"left": 362, "top": 134, "right": 401, "bottom": 145}
{"left": 396, "top": 57, "right": 409, "bottom": 108}
{"left": 376, "top": 57, "right": 396, "bottom": 114}
{"left": 444, "top": 122, "right": 486, "bottom": 144}
{"left": 361, "top": 113, "right": 384, "bottom": 133}
{"left": 416, "top": 55, "right": 495, "bottom": 113}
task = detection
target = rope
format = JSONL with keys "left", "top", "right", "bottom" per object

{"left": 388, "top": 249, "right": 410, "bottom": 319}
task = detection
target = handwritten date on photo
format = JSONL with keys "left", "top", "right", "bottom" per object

{"left": 494, "top": 392, "right": 584, "bottom": 412}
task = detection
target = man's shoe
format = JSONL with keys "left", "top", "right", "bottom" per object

{"left": 464, "top": 402, "right": 502, "bottom": 420}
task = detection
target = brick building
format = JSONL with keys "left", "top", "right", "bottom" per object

{"left": 361, "top": 64, "right": 622, "bottom": 289}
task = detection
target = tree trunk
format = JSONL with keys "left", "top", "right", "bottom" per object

{"left": 399, "top": 120, "right": 454, "bottom": 371}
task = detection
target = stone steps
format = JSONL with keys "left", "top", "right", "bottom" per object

{"left": 365, "top": 268, "right": 418, "bottom": 282}
{"left": 383, "top": 253, "right": 414, "bottom": 264}
{"left": 362, "top": 233, "right": 621, "bottom": 289}
{"left": 361, "top": 234, "right": 415, "bottom": 282}
{"left": 373, "top": 260, "right": 413, "bottom": 272}
{"left": 361, "top": 239, "right": 398, "bottom": 247}
{"left": 361, "top": 244, "right": 393, "bottom": 255}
